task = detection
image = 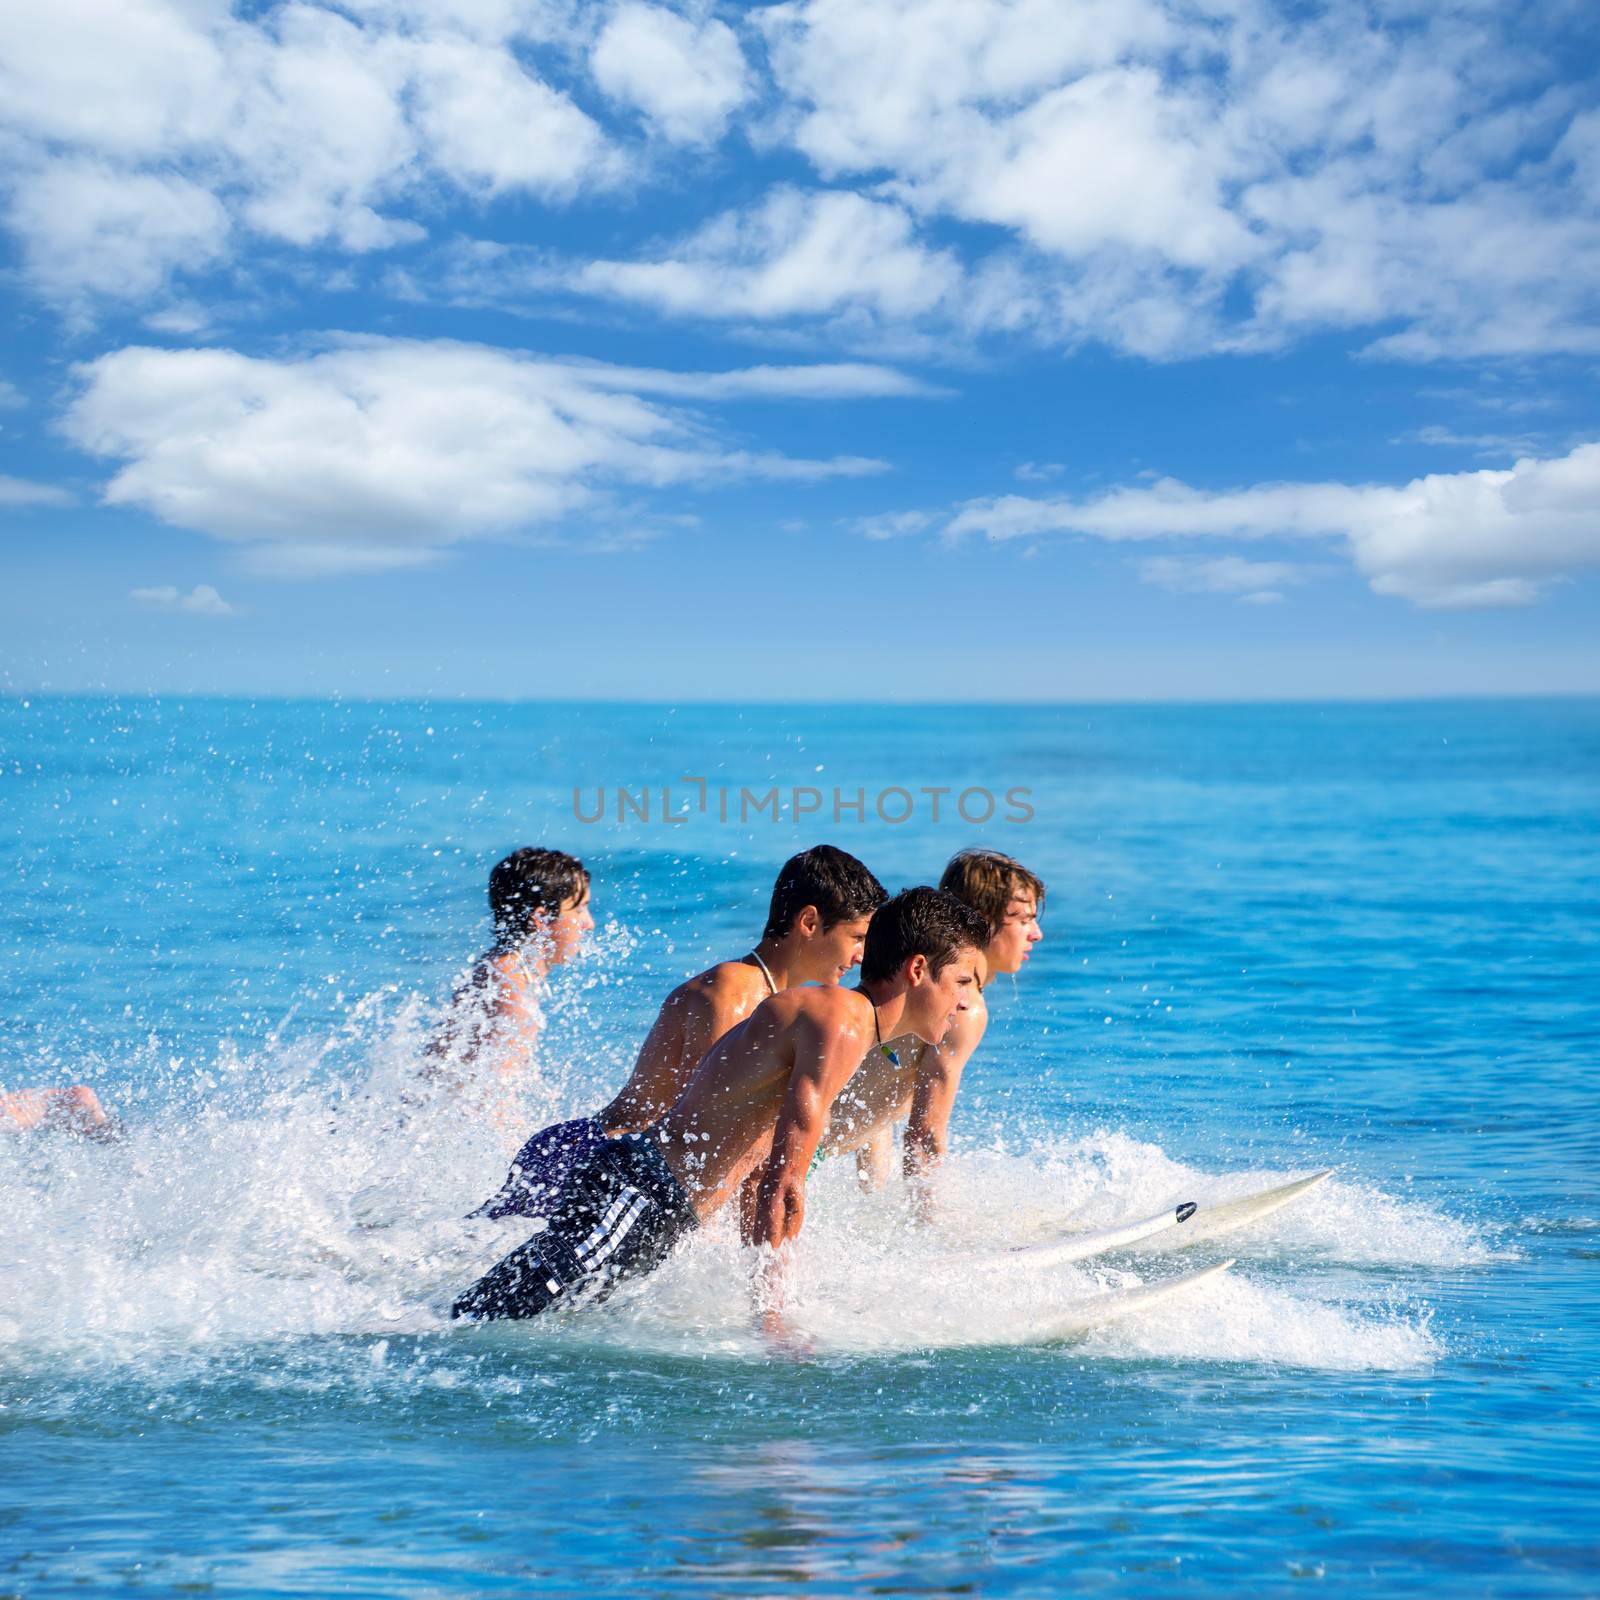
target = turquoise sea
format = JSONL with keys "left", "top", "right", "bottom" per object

{"left": 1, "top": 697, "right": 1596, "bottom": 1596}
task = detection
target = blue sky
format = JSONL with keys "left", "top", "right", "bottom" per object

{"left": 1, "top": 0, "right": 1597, "bottom": 699}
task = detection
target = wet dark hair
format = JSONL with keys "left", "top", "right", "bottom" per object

{"left": 489, "top": 848, "right": 589, "bottom": 944}
{"left": 859, "top": 886, "right": 989, "bottom": 985}
{"left": 940, "top": 848, "right": 1046, "bottom": 943}
{"left": 762, "top": 845, "right": 887, "bottom": 940}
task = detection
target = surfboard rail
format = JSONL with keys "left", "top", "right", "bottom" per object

{"left": 956, "top": 1168, "right": 1333, "bottom": 1272}
{"left": 1016, "top": 1258, "right": 1236, "bottom": 1344}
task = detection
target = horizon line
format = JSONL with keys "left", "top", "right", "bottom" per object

{"left": 2, "top": 689, "right": 1597, "bottom": 709}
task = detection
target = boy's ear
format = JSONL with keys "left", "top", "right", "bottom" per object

{"left": 904, "top": 952, "right": 928, "bottom": 985}
{"left": 794, "top": 904, "right": 820, "bottom": 938}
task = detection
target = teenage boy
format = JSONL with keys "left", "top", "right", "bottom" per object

{"left": 452, "top": 887, "right": 988, "bottom": 1321}
{"left": 425, "top": 847, "right": 594, "bottom": 1122}
{"left": 1, "top": 1084, "right": 117, "bottom": 1138}
{"left": 470, "top": 845, "right": 885, "bottom": 1218}
{"left": 829, "top": 848, "right": 1046, "bottom": 1185}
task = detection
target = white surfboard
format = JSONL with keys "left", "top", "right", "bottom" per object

{"left": 1127, "top": 1168, "right": 1332, "bottom": 1255}
{"left": 1009, "top": 1258, "right": 1235, "bottom": 1344}
{"left": 961, "top": 1199, "right": 1201, "bottom": 1270}
{"left": 960, "top": 1169, "right": 1332, "bottom": 1272}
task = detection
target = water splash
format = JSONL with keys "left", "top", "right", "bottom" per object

{"left": 1, "top": 1000, "right": 1475, "bottom": 1378}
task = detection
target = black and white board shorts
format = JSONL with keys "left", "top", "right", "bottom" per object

{"left": 452, "top": 1132, "right": 698, "bottom": 1322}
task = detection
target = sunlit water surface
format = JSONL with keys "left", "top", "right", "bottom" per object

{"left": 2, "top": 698, "right": 1596, "bottom": 1595}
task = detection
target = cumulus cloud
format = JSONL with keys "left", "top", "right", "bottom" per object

{"left": 411, "top": 35, "right": 625, "bottom": 197}
{"left": 936, "top": 443, "right": 1600, "bottom": 608}
{"left": 591, "top": 3, "right": 749, "bottom": 145}
{"left": 1, "top": 0, "right": 1596, "bottom": 363}
{"left": 62, "top": 337, "right": 899, "bottom": 574}
{"left": 131, "top": 583, "right": 236, "bottom": 616}
{"left": 7, "top": 162, "right": 231, "bottom": 306}
{"left": 758, "top": 0, "right": 1600, "bottom": 359}
{"left": 0, "top": 0, "right": 623, "bottom": 308}
{"left": 572, "top": 187, "right": 964, "bottom": 322}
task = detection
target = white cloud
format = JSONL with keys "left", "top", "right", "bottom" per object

{"left": 1015, "top": 461, "right": 1062, "bottom": 482}
{"left": 937, "top": 442, "right": 1600, "bottom": 608}
{"left": 758, "top": 0, "right": 1600, "bottom": 360}
{"left": 573, "top": 187, "right": 963, "bottom": 322}
{"left": 0, "top": 474, "right": 74, "bottom": 507}
{"left": 0, "top": 0, "right": 230, "bottom": 157}
{"left": 853, "top": 508, "right": 937, "bottom": 541}
{"left": 1138, "top": 554, "right": 1315, "bottom": 604}
{"left": 7, "top": 162, "right": 231, "bottom": 305}
{"left": 0, "top": 0, "right": 625, "bottom": 308}
{"left": 1399, "top": 424, "right": 1546, "bottom": 457}
{"left": 224, "top": 6, "right": 422, "bottom": 252}
{"left": 63, "top": 337, "right": 896, "bottom": 574}
{"left": 555, "top": 357, "right": 941, "bottom": 400}
{"left": 591, "top": 3, "right": 749, "bottom": 145}
{"left": 144, "top": 303, "right": 217, "bottom": 337}
{"left": 131, "top": 583, "right": 237, "bottom": 616}
{"left": 1, "top": 0, "right": 1595, "bottom": 364}
{"left": 410, "top": 35, "right": 623, "bottom": 197}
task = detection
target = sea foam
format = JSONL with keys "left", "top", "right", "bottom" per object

{"left": 0, "top": 1001, "right": 1470, "bottom": 1377}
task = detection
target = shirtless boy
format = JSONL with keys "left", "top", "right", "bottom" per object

{"left": 822, "top": 848, "right": 1045, "bottom": 1184}
{"left": 425, "top": 847, "right": 593, "bottom": 1126}
{"left": 1, "top": 1084, "right": 116, "bottom": 1138}
{"left": 470, "top": 844, "right": 884, "bottom": 1218}
{"left": 452, "top": 887, "right": 988, "bottom": 1321}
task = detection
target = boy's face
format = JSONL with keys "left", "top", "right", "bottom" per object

{"left": 905, "top": 947, "right": 982, "bottom": 1044}
{"left": 986, "top": 890, "right": 1042, "bottom": 976}
{"left": 539, "top": 884, "right": 594, "bottom": 967}
{"left": 801, "top": 914, "right": 872, "bottom": 984}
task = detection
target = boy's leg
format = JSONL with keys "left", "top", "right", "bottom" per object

{"left": 453, "top": 1137, "right": 696, "bottom": 1321}
{"left": 467, "top": 1116, "right": 606, "bottom": 1219}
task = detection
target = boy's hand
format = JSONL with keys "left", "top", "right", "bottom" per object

{"left": 754, "top": 1171, "right": 806, "bottom": 1247}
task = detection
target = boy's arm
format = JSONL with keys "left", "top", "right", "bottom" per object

{"left": 752, "top": 1009, "right": 866, "bottom": 1249}
{"left": 491, "top": 963, "right": 541, "bottom": 1050}
{"left": 903, "top": 1003, "right": 988, "bottom": 1181}
{"left": 854, "top": 1127, "right": 894, "bottom": 1191}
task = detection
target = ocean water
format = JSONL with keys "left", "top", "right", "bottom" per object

{"left": 1, "top": 696, "right": 1596, "bottom": 1596}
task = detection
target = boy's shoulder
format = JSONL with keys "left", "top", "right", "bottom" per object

{"left": 674, "top": 958, "right": 771, "bottom": 1006}
{"left": 652, "top": 960, "right": 771, "bottom": 1030}
{"left": 779, "top": 982, "right": 872, "bottom": 1032}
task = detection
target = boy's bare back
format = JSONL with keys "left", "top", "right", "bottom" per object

{"left": 657, "top": 985, "right": 874, "bottom": 1220}
{"left": 599, "top": 959, "right": 775, "bottom": 1133}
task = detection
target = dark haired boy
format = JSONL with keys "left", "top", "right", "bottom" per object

{"left": 469, "top": 844, "right": 885, "bottom": 1218}
{"left": 426, "top": 847, "right": 594, "bottom": 1125}
{"left": 828, "top": 848, "right": 1046, "bottom": 1188}
{"left": 453, "top": 887, "right": 988, "bottom": 1321}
